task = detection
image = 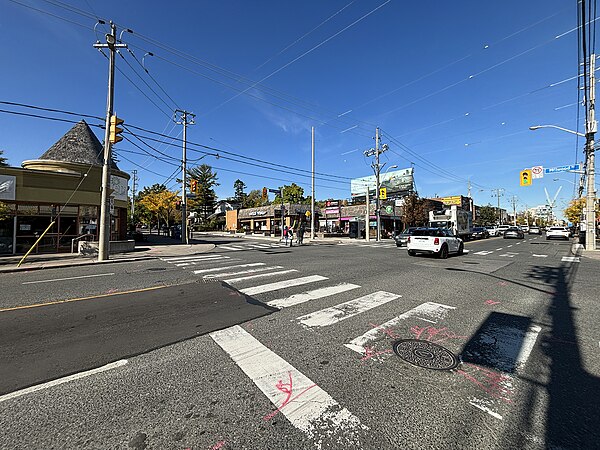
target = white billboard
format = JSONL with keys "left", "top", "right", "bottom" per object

{"left": 350, "top": 168, "right": 414, "bottom": 197}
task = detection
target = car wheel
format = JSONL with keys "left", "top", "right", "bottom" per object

{"left": 408, "top": 250, "right": 416, "bottom": 256}
{"left": 396, "top": 243, "right": 402, "bottom": 247}
{"left": 546, "top": 237, "right": 550, "bottom": 240}
{"left": 438, "top": 245, "right": 449, "bottom": 259}
{"left": 457, "top": 243, "right": 464, "bottom": 255}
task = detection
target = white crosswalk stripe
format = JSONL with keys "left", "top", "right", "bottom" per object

{"left": 532, "top": 254, "right": 548, "bottom": 258}
{"left": 224, "top": 269, "right": 298, "bottom": 284}
{"left": 296, "top": 291, "right": 400, "bottom": 328}
{"left": 240, "top": 275, "right": 328, "bottom": 296}
{"left": 210, "top": 326, "right": 367, "bottom": 444}
{"left": 217, "top": 245, "right": 244, "bottom": 251}
{"left": 473, "top": 250, "right": 494, "bottom": 255}
{"left": 561, "top": 256, "right": 580, "bottom": 262}
{"left": 267, "top": 283, "right": 361, "bottom": 309}
{"left": 175, "top": 256, "right": 231, "bottom": 266}
{"left": 192, "top": 263, "right": 265, "bottom": 274}
{"left": 204, "top": 266, "right": 284, "bottom": 279}
{"left": 344, "top": 302, "right": 455, "bottom": 355}
{"left": 162, "top": 254, "right": 225, "bottom": 262}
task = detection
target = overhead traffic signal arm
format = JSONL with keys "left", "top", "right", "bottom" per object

{"left": 109, "top": 115, "right": 124, "bottom": 143}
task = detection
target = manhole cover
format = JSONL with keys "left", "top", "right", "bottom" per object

{"left": 392, "top": 339, "right": 459, "bottom": 370}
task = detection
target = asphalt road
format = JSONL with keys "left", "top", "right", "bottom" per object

{"left": 1, "top": 234, "right": 598, "bottom": 449}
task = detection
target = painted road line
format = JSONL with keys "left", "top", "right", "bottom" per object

{"left": 507, "top": 245, "right": 513, "bottom": 248}
{"left": 176, "top": 257, "right": 231, "bottom": 266}
{"left": 515, "top": 325, "right": 542, "bottom": 373}
{"left": 162, "top": 254, "right": 224, "bottom": 262}
{"left": 499, "top": 253, "right": 518, "bottom": 258}
{"left": 297, "top": 292, "right": 400, "bottom": 328}
{"left": 193, "top": 263, "right": 265, "bottom": 274}
{"left": 185, "top": 258, "right": 241, "bottom": 266}
{"left": 224, "top": 269, "right": 298, "bottom": 284}
{"left": 496, "top": 248, "right": 503, "bottom": 251}
{"left": 204, "top": 266, "right": 284, "bottom": 279}
{"left": 469, "top": 398, "right": 503, "bottom": 420}
{"left": 345, "top": 302, "right": 456, "bottom": 355}
{"left": 516, "top": 242, "right": 522, "bottom": 245}
{"left": 0, "top": 286, "right": 166, "bottom": 313}
{"left": 532, "top": 254, "right": 548, "bottom": 258}
{"left": 240, "top": 275, "right": 328, "bottom": 296}
{"left": 217, "top": 245, "right": 243, "bottom": 251}
{"left": 0, "top": 359, "right": 128, "bottom": 403}
{"left": 172, "top": 256, "right": 230, "bottom": 265}
{"left": 473, "top": 251, "right": 494, "bottom": 256}
{"left": 561, "top": 256, "right": 580, "bottom": 263}
{"left": 267, "top": 283, "right": 361, "bottom": 309}
{"left": 210, "top": 326, "right": 367, "bottom": 443}
{"left": 22, "top": 272, "right": 115, "bottom": 285}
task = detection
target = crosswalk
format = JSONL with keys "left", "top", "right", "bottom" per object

{"left": 160, "top": 253, "right": 545, "bottom": 445}
{"left": 216, "top": 241, "right": 290, "bottom": 252}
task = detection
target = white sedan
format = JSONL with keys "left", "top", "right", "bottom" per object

{"left": 546, "top": 226, "right": 570, "bottom": 240}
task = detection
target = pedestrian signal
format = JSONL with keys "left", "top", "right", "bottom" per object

{"left": 520, "top": 169, "right": 532, "bottom": 187}
{"left": 109, "top": 115, "right": 124, "bottom": 143}
{"left": 379, "top": 187, "right": 387, "bottom": 200}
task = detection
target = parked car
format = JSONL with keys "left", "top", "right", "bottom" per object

{"left": 407, "top": 228, "right": 464, "bottom": 258}
{"left": 497, "top": 224, "right": 511, "bottom": 235}
{"left": 546, "top": 226, "right": 570, "bottom": 240}
{"left": 394, "top": 227, "right": 419, "bottom": 247}
{"left": 503, "top": 226, "right": 524, "bottom": 239}
{"left": 472, "top": 226, "right": 489, "bottom": 239}
{"left": 529, "top": 226, "right": 541, "bottom": 235}
{"left": 485, "top": 226, "right": 499, "bottom": 237}
{"left": 521, "top": 225, "right": 530, "bottom": 233}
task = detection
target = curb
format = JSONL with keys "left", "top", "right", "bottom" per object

{"left": 0, "top": 255, "right": 159, "bottom": 274}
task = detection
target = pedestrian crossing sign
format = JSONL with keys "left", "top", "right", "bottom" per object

{"left": 379, "top": 187, "right": 387, "bottom": 200}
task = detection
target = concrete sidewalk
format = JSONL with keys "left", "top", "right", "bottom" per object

{"left": 0, "top": 233, "right": 215, "bottom": 274}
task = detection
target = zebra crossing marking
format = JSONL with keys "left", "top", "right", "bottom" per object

{"left": 296, "top": 291, "right": 400, "bottom": 328}
{"left": 473, "top": 251, "right": 494, "bottom": 255}
{"left": 345, "top": 302, "right": 455, "bottom": 355}
{"left": 210, "top": 326, "right": 367, "bottom": 444}
{"left": 163, "top": 254, "right": 225, "bottom": 262}
{"left": 176, "top": 256, "right": 231, "bottom": 266}
{"left": 192, "top": 263, "right": 265, "bottom": 274}
{"left": 532, "top": 254, "right": 548, "bottom": 258}
{"left": 204, "top": 266, "right": 284, "bottom": 279}
{"left": 240, "top": 275, "right": 328, "bottom": 296}
{"left": 217, "top": 245, "right": 244, "bottom": 251}
{"left": 561, "top": 256, "right": 580, "bottom": 263}
{"left": 224, "top": 269, "right": 298, "bottom": 284}
{"left": 267, "top": 283, "right": 361, "bottom": 309}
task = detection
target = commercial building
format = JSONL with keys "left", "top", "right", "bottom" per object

{"left": 226, "top": 203, "right": 314, "bottom": 234}
{"left": 0, "top": 120, "right": 130, "bottom": 254}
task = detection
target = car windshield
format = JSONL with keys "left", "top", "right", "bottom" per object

{"left": 412, "top": 229, "right": 445, "bottom": 237}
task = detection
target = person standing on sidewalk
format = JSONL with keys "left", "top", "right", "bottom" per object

{"left": 288, "top": 227, "right": 294, "bottom": 247}
{"left": 298, "top": 223, "right": 305, "bottom": 245}
{"left": 283, "top": 226, "right": 289, "bottom": 246}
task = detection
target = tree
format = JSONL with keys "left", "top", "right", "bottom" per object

{"left": 188, "top": 164, "right": 219, "bottom": 220}
{"left": 244, "top": 189, "right": 267, "bottom": 208}
{"left": 0, "top": 202, "right": 9, "bottom": 221}
{"left": 0, "top": 150, "right": 8, "bottom": 167}
{"left": 274, "top": 183, "right": 304, "bottom": 204}
{"left": 233, "top": 179, "right": 247, "bottom": 204}
{"left": 138, "top": 187, "right": 180, "bottom": 231}
{"left": 564, "top": 198, "right": 586, "bottom": 224}
{"left": 401, "top": 194, "right": 428, "bottom": 228}
{"left": 477, "top": 204, "right": 498, "bottom": 225}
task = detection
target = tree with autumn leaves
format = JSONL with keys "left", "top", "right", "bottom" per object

{"left": 137, "top": 184, "right": 181, "bottom": 232}
{"left": 563, "top": 198, "right": 600, "bottom": 225}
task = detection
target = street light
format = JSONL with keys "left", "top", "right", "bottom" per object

{"left": 529, "top": 123, "right": 596, "bottom": 250}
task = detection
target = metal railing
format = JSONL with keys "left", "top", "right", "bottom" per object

{"left": 71, "top": 234, "right": 95, "bottom": 253}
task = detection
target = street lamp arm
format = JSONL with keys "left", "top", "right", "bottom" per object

{"left": 529, "top": 125, "right": 586, "bottom": 138}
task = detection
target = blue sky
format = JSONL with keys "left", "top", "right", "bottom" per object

{"left": 0, "top": 0, "right": 593, "bottom": 217}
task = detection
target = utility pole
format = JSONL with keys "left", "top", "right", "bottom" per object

{"left": 510, "top": 195, "right": 518, "bottom": 226}
{"left": 364, "top": 127, "right": 387, "bottom": 241}
{"left": 490, "top": 188, "right": 504, "bottom": 224}
{"left": 365, "top": 184, "right": 370, "bottom": 242}
{"left": 175, "top": 110, "right": 195, "bottom": 244}
{"left": 93, "top": 21, "right": 126, "bottom": 261}
{"left": 311, "top": 126, "right": 315, "bottom": 240}
{"left": 131, "top": 169, "right": 137, "bottom": 222}
{"left": 585, "top": 53, "right": 597, "bottom": 250}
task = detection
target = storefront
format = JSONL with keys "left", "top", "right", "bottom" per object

{"left": 227, "top": 204, "right": 317, "bottom": 234}
{"left": 0, "top": 120, "right": 129, "bottom": 254}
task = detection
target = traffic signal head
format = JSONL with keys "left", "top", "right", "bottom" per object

{"left": 175, "top": 200, "right": 181, "bottom": 210}
{"left": 262, "top": 187, "right": 267, "bottom": 200}
{"left": 190, "top": 179, "right": 198, "bottom": 194}
{"left": 109, "top": 115, "right": 124, "bottom": 144}
{"left": 520, "top": 169, "right": 532, "bottom": 186}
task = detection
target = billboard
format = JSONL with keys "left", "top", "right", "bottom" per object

{"left": 350, "top": 168, "right": 414, "bottom": 197}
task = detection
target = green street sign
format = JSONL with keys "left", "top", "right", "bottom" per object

{"left": 385, "top": 205, "right": 393, "bottom": 214}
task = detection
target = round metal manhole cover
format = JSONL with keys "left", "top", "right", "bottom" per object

{"left": 392, "top": 339, "right": 459, "bottom": 370}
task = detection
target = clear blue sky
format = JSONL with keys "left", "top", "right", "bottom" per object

{"left": 1, "top": 0, "right": 592, "bottom": 218}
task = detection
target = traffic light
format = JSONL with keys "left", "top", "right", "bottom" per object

{"left": 379, "top": 187, "right": 387, "bottom": 200}
{"left": 262, "top": 187, "right": 267, "bottom": 201}
{"left": 109, "top": 115, "right": 124, "bottom": 143}
{"left": 190, "top": 179, "right": 198, "bottom": 194}
{"left": 520, "top": 169, "right": 532, "bottom": 187}
{"left": 176, "top": 200, "right": 181, "bottom": 210}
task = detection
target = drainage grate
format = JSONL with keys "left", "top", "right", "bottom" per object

{"left": 392, "top": 339, "right": 459, "bottom": 370}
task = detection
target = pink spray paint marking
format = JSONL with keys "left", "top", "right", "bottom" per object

{"left": 263, "top": 371, "right": 318, "bottom": 421}
{"left": 368, "top": 322, "right": 401, "bottom": 340}
{"left": 485, "top": 300, "right": 501, "bottom": 306}
{"left": 497, "top": 281, "right": 508, "bottom": 287}
{"left": 360, "top": 346, "right": 393, "bottom": 362}
{"left": 210, "top": 441, "right": 227, "bottom": 450}
{"left": 409, "top": 325, "right": 467, "bottom": 344}
{"left": 457, "top": 363, "right": 513, "bottom": 403}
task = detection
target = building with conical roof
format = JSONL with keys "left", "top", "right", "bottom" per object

{"left": 0, "top": 120, "right": 130, "bottom": 254}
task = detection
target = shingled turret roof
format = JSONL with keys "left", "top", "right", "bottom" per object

{"left": 39, "top": 120, "right": 119, "bottom": 169}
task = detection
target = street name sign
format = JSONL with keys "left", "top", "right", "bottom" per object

{"left": 544, "top": 164, "right": 580, "bottom": 174}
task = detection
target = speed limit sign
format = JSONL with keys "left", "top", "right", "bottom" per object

{"left": 531, "top": 166, "right": 544, "bottom": 179}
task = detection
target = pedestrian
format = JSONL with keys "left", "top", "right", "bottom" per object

{"left": 288, "top": 227, "right": 294, "bottom": 247}
{"left": 298, "top": 224, "right": 305, "bottom": 244}
{"left": 283, "top": 226, "right": 289, "bottom": 246}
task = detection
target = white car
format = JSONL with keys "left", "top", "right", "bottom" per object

{"left": 496, "top": 225, "right": 511, "bottom": 236}
{"left": 521, "top": 225, "right": 529, "bottom": 233}
{"left": 485, "top": 226, "right": 498, "bottom": 236}
{"left": 546, "top": 226, "right": 570, "bottom": 240}
{"left": 407, "top": 228, "right": 464, "bottom": 259}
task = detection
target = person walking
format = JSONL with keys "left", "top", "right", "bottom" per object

{"left": 283, "top": 226, "right": 289, "bottom": 246}
{"left": 288, "top": 227, "right": 294, "bottom": 247}
{"left": 298, "top": 223, "right": 305, "bottom": 245}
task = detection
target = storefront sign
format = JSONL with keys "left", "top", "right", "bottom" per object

{"left": 0, "top": 175, "right": 16, "bottom": 200}
{"left": 248, "top": 210, "right": 268, "bottom": 216}
{"left": 325, "top": 207, "right": 340, "bottom": 215}
{"left": 110, "top": 175, "right": 128, "bottom": 202}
